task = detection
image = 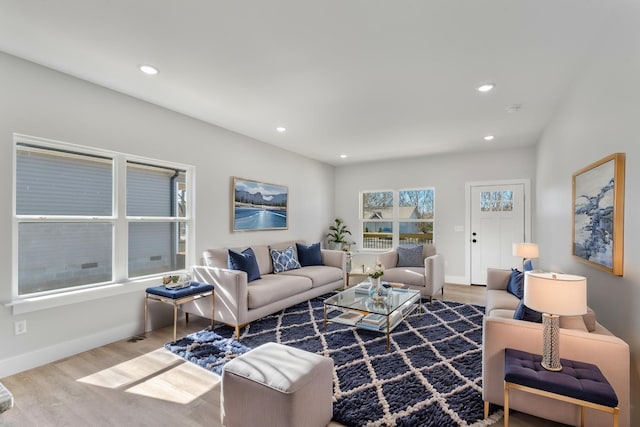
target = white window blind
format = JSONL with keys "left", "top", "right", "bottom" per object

{"left": 16, "top": 144, "right": 114, "bottom": 294}
{"left": 13, "top": 136, "right": 193, "bottom": 298}
{"left": 126, "top": 163, "right": 187, "bottom": 278}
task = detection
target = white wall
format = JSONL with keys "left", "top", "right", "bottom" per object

{"left": 334, "top": 146, "right": 537, "bottom": 283}
{"left": 534, "top": 1, "right": 639, "bottom": 421}
{"left": 0, "top": 52, "right": 335, "bottom": 377}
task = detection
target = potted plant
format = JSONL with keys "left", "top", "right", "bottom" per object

{"left": 327, "top": 218, "right": 352, "bottom": 251}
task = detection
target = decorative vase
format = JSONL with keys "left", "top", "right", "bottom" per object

{"left": 368, "top": 277, "right": 386, "bottom": 302}
{"left": 370, "top": 277, "right": 381, "bottom": 288}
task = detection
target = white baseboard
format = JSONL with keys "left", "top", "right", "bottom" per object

{"left": 0, "top": 321, "right": 140, "bottom": 379}
{"left": 445, "top": 275, "right": 468, "bottom": 285}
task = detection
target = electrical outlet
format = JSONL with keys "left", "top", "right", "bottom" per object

{"left": 14, "top": 319, "right": 27, "bottom": 335}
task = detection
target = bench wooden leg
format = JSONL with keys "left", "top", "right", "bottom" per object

{"left": 483, "top": 401, "right": 489, "bottom": 419}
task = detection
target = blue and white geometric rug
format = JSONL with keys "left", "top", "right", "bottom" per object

{"left": 165, "top": 298, "right": 503, "bottom": 427}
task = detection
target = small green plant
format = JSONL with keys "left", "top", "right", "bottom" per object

{"left": 327, "top": 218, "right": 352, "bottom": 250}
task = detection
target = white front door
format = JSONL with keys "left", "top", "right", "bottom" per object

{"left": 468, "top": 181, "right": 530, "bottom": 285}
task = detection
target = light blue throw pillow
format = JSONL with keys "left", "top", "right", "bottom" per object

{"left": 270, "top": 246, "right": 301, "bottom": 273}
{"left": 396, "top": 245, "right": 424, "bottom": 267}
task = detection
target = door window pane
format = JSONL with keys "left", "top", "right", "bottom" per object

{"left": 18, "top": 222, "right": 113, "bottom": 295}
{"left": 481, "top": 191, "right": 514, "bottom": 212}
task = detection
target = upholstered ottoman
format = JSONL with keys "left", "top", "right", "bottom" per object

{"left": 221, "top": 342, "right": 334, "bottom": 427}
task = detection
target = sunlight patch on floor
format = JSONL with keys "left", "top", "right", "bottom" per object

{"left": 77, "top": 348, "right": 218, "bottom": 404}
{"left": 126, "top": 360, "right": 219, "bottom": 404}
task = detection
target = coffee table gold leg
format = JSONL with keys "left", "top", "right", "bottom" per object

{"left": 323, "top": 305, "right": 327, "bottom": 331}
{"left": 386, "top": 316, "right": 390, "bottom": 352}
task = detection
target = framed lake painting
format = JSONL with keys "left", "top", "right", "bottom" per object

{"left": 572, "top": 153, "right": 625, "bottom": 276}
{"left": 232, "top": 177, "right": 288, "bottom": 231}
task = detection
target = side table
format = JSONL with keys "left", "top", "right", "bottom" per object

{"left": 145, "top": 282, "right": 214, "bottom": 342}
{"left": 503, "top": 348, "right": 619, "bottom": 427}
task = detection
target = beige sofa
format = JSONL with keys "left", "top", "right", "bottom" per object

{"left": 376, "top": 244, "right": 444, "bottom": 303}
{"left": 182, "top": 241, "right": 345, "bottom": 338}
{"left": 482, "top": 268, "right": 630, "bottom": 427}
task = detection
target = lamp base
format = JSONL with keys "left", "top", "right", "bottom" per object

{"left": 541, "top": 313, "right": 562, "bottom": 371}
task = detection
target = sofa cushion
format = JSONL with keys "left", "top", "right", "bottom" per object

{"left": 279, "top": 265, "right": 343, "bottom": 288}
{"left": 396, "top": 245, "right": 423, "bottom": 267}
{"left": 296, "top": 242, "right": 323, "bottom": 267}
{"left": 270, "top": 246, "right": 301, "bottom": 273}
{"left": 247, "top": 274, "right": 312, "bottom": 309}
{"left": 228, "top": 248, "right": 261, "bottom": 282}
{"left": 513, "top": 300, "right": 542, "bottom": 323}
{"left": 507, "top": 269, "right": 524, "bottom": 299}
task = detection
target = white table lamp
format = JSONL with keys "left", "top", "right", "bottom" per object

{"left": 513, "top": 242, "right": 539, "bottom": 271}
{"left": 524, "top": 272, "right": 587, "bottom": 371}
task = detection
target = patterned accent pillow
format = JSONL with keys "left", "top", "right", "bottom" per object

{"left": 270, "top": 246, "right": 301, "bottom": 273}
{"left": 396, "top": 245, "right": 424, "bottom": 267}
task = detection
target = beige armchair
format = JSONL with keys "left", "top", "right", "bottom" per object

{"left": 376, "top": 244, "right": 444, "bottom": 303}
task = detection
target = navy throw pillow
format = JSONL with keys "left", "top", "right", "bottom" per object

{"left": 513, "top": 299, "right": 543, "bottom": 323}
{"left": 396, "top": 245, "right": 424, "bottom": 267}
{"left": 524, "top": 259, "right": 533, "bottom": 271}
{"left": 228, "top": 248, "right": 261, "bottom": 282}
{"left": 296, "top": 242, "right": 323, "bottom": 267}
{"left": 507, "top": 268, "right": 525, "bottom": 299}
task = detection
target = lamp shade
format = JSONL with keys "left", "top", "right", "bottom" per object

{"left": 512, "top": 243, "right": 539, "bottom": 259}
{"left": 524, "top": 272, "right": 587, "bottom": 316}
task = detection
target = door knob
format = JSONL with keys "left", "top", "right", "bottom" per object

{"left": 472, "top": 239, "right": 477, "bottom": 243}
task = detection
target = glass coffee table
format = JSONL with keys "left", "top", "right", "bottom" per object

{"left": 323, "top": 287, "right": 422, "bottom": 352}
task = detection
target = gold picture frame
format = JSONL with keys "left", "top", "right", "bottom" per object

{"left": 232, "top": 177, "right": 288, "bottom": 231}
{"left": 572, "top": 153, "right": 625, "bottom": 276}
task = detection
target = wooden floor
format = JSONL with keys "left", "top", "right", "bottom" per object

{"left": 0, "top": 284, "right": 566, "bottom": 427}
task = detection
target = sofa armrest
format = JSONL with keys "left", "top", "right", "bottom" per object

{"left": 192, "top": 265, "right": 249, "bottom": 326}
{"left": 483, "top": 316, "right": 630, "bottom": 426}
{"left": 486, "top": 268, "right": 511, "bottom": 290}
{"left": 424, "top": 253, "right": 445, "bottom": 294}
{"left": 377, "top": 250, "right": 398, "bottom": 269}
{"left": 321, "top": 249, "right": 346, "bottom": 269}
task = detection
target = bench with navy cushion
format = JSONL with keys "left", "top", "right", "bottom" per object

{"left": 504, "top": 348, "right": 619, "bottom": 427}
{"left": 144, "top": 282, "right": 214, "bottom": 342}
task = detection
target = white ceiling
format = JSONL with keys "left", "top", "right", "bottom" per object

{"left": 0, "top": 1, "right": 618, "bottom": 165}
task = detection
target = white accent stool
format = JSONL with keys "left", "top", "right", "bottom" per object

{"left": 221, "top": 342, "right": 333, "bottom": 427}
{"left": 0, "top": 382, "right": 14, "bottom": 413}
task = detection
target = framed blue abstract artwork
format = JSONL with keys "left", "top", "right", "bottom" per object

{"left": 232, "top": 177, "right": 288, "bottom": 231}
{"left": 572, "top": 153, "right": 625, "bottom": 276}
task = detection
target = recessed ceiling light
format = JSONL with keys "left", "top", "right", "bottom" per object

{"left": 340, "top": 154, "right": 348, "bottom": 159}
{"left": 477, "top": 83, "right": 495, "bottom": 93}
{"left": 484, "top": 135, "right": 495, "bottom": 141}
{"left": 139, "top": 64, "right": 158, "bottom": 75}
{"left": 276, "top": 127, "right": 287, "bottom": 132}
{"left": 506, "top": 104, "right": 522, "bottom": 113}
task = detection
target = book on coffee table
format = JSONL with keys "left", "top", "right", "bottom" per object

{"left": 332, "top": 311, "right": 364, "bottom": 326}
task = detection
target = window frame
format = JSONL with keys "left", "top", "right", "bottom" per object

{"left": 360, "top": 187, "right": 435, "bottom": 251}
{"left": 11, "top": 133, "right": 195, "bottom": 301}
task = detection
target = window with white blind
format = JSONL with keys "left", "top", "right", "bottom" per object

{"left": 13, "top": 135, "right": 193, "bottom": 297}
